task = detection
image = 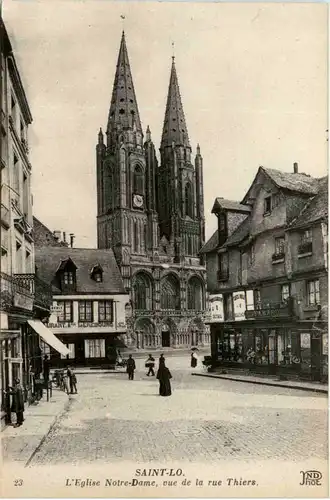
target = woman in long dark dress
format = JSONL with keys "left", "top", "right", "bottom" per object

{"left": 156, "top": 360, "right": 172, "bottom": 396}
{"left": 9, "top": 379, "right": 25, "bottom": 427}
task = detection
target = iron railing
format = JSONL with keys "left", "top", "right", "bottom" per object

{"left": 0, "top": 272, "right": 33, "bottom": 312}
{"left": 14, "top": 274, "right": 52, "bottom": 311}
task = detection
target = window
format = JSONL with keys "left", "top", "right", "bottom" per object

{"left": 133, "top": 166, "right": 144, "bottom": 195}
{"left": 79, "top": 300, "right": 93, "bottom": 322}
{"left": 11, "top": 94, "right": 17, "bottom": 125}
{"left": 61, "top": 343, "right": 75, "bottom": 360}
{"left": 254, "top": 289, "right": 261, "bottom": 308}
{"left": 307, "top": 280, "right": 320, "bottom": 306}
{"left": 275, "top": 237, "right": 285, "bottom": 255}
{"left": 84, "top": 339, "right": 105, "bottom": 358}
{"left": 98, "top": 300, "right": 113, "bottom": 322}
{"left": 249, "top": 244, "right": 255, "bottom": 266}
{"left": 301, "top": 229, "right": 312, "bottom": 244}
{"left": 58, "top": 301, "right": 73, "bottom": 322}
{"left": 218, "top": 252, "right": 229, "bottom": 280}
{"left": 187, "top": 277, "right": 203, "bottom": 310}
{"left": 160, "top": 274, "right": 180, "bottom": 310}
{"left": 185, "top": 182, "right": 193, "bottom": 218}
{"left": 219, "top": 214, "right": 226, "bottom": 232}
{"left": 13, "top": 152, "right": 19, "bottom": 193}
{"left": 134, "top": 273, "right": 153, "bottom": 310}
{"left": 264, "top": 196, "right": 272, "bottom": 215}
{"left": 64, "top": 271, "right": 74, "bottom": 285}
{"left": 281, "top": 284, "right": 290, "bottom": 303}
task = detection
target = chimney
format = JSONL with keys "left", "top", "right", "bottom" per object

{"left": 63, "top": 232, "right": 66, "bottom": 243}
{"left": 69, "top": 233, "right": 75, "bottom": 248}
{"left": 53, "top": 230, "right": 61, "bottom": 241}
{"left": 293, "top": 162, "right": 298, "bottom": 174}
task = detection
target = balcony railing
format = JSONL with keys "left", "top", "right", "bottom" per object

{"left": 0, "top": 272, "right": 34, "bottom": 312}
{"left": 14, "top": 274, "right": 52, "bottom": 312}
{"left": 217, "top": 269, "right": 229, "bottom": 282}
{"left": 0, "top": 204, "right": 10, "bottom": 228}
{"left": 298, "top": 241, "right": 313, "bottom": 255}
{"left": 272, "top": 252, "right": 285, "bottom": 262}
{"left": 245, "top": 298, "right": 294, "bottom": 320}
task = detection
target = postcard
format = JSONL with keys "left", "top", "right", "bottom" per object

{"left": 0, "top": 0, "right": 328, "bottom": 498}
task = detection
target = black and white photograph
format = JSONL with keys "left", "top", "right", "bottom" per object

{"left": 0, "top": 0, "right": 328, "bottom": 497}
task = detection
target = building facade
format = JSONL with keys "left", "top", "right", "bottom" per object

{"left": 1, "top": 20, "right": 53, "bottom": 424}
{"left": 201, "top": 164, "right": 328, "bottom": 382}
{"left": 35, "top": 247, "right": 130, "bottom": 366}
{"left": 96, "top": 33, "right": 209, "bottom": 349}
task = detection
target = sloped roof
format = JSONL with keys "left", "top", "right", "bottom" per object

{"left": 242, "top": 166, "right": 320, "bottom": 204}
{"left": 263, "top": 168, "right": 319, "bottom": 195}
{"left": 223, "top": 216, "right": 251, "bottom": 247}
{"left": 288, "top": 176, "right": 328, "bottom": 230}
{"left": 200, "top": 229, "right": 218, "bottom": 254}
{"left": 35, "top": 248, "right": 126, "bottom": 294}
{"left": 212, "top": 198, "right": 251, "bottom": 213}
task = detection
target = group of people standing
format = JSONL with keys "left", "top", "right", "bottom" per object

{"left": 125, "top": 353, "right": 172, "bottom": 397}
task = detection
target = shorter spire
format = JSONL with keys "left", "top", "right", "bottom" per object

{"left": 146, "top": 125, "right": 151, "bottom": 142}
{"left": 196, "top": 143, "right": 201, "bottom": 155}
{"left": 98, "top": 127, "right": 104, "bottom": 145}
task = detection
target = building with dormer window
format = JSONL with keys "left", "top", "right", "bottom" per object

{"left": 35, "top": 247, "right": 130, "bottom": 366}
{"left": 201, "top": 163, "right": 328, "bottom": 382}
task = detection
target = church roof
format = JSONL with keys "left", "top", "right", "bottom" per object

{"left": 161, "top": 58, "right": 190, "bottom": 148}
{"left": 107, "top": 32, "right": 142, "bottom": 134}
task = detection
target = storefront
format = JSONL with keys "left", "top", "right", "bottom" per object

{"left": 210, "top": 320, "right": 328, "bottom": 382}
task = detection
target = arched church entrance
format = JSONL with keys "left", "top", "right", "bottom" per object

{"left": 160, "top": 318, "right": 177, "bottom": 348}
{"left": 134, "top": 317, "right": 156, "bottom": 349}
{"left": 188, "top": 317, "right": 204, "bottom": 347}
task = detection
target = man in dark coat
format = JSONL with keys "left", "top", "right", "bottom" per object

{"left": 156, "top": 360, "right": 172, "bottom": 396}
{"left": 43, "top": 355, "right": 51, "bottom": 386}
{"left": 145, "top": 354, "right": 155, "bottom": 376}
{"left": 126, "top": 354, "right": 136, "bottom": 380}
{"left": 9, "top": 379, "right": 25, "bottom": 427}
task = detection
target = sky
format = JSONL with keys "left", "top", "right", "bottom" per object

{"left": 3, "top": 1, "right": 328, "bottom": 248}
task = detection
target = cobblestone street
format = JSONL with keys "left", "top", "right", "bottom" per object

{"left": 25, "top": 356, "right": 327, "bottom": 466}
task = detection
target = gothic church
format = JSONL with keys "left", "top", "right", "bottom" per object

{"left": 96, "top": 32, "right": 209, "bottom": 349}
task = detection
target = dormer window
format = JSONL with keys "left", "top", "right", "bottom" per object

{"left": 91, "top": 264, "right": 103, "bottom": 283}
{"left": 56, "top": 257, "right": 77, "bottom": 292}
{"left": 64, "top": 271, "right": 74, "bottom": 285}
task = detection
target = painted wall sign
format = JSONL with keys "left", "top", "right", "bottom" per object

{"left": 209, "top": 294, "right": 224, "bottom": 322}
{"left": 233, "top": 291, "right": 246, "bottom": 321}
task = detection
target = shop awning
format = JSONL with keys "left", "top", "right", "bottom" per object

{"left": 27, "top": 320, "right": 70, "bottom": 356}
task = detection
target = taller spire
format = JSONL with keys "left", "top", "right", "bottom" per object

{"left": 107, "top": 32, "right": 142, "bottom": 135}
{"left": 161, "top": 57, "right": 190, "bottom": 149}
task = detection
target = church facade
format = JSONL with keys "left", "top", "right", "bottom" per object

{"left": 96, "top": 32, "right": 209, "bottom": 349}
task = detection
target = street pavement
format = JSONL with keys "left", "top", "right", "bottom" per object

{"left": 21, "top": 355, "right": 327, "bottom": 466}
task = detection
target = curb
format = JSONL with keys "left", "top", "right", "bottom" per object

{"left": 191, "top": 373, "right": 328, "bottom": 394}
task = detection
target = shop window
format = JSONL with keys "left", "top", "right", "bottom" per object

{"left": 58, "top": 301, "right": 73, "bottom": 322}
{"left": 281, "top": 284, "right": 290, "bottom": 303}
{"left": 61, "top": 343, "right": 75, "bottom": 360}
{"left": 79, "top": 300, "right": 93, "bottom": 322}
{"left": 307, "top": 279, "right": 320, "bottom": 306}
{"left": 98, "top": 300, "right": 113, "bottom": 322}
{"left": 84, "top": 339, "right": 105, "bottom": 358}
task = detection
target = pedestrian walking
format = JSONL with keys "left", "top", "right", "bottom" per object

{"left": 43, "top": 354, "right": 51, "bottom": 386}
{"left": 62, "top": 368, "right": 70, "bottom": 394}
{"left": 191, "top": 352, "right": 198, "bottom": 368}
{"left": 68, "top": 367, "right": 78, "bottom": 394}
{"left": 8, "top": 379, "right": 25, "bottom": 427}
{"left": 156, "top": 358, "right": 172, "bottom": 397}
{"left": 145, "top": 354, "right": 155, "bottom": 376}
{"left": 159, "top": 353, "right": 165, "bottom": 366}
{"left": 126, "top": 354, "right": 136, "bottom": 380}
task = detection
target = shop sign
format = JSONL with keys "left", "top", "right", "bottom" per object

{"left": 51, "top": 304, "right": 64, "bottom": 314}
{"left": 209, "top": 295, "right": 224, "bottom": 322}
{"left": 322, "top": 334, "right": 328, "bottom": 355}
{"left": 300, "top": 333, "right": 310, "bottom": 349}
{"left": 48, "top": 322, "right": 114, "bottom": 329}
{"left": 233, "top": 292, "right": 246, "bottom": 322}
{"left": 14, "top": 292, "right": 33, "bottom": 311}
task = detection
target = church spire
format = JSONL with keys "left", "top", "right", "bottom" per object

{"left": 161, "top": 57, "right": 190, "bottom": 149}
{"left": 107, "top": 31, "right": 142, "bottom": 136}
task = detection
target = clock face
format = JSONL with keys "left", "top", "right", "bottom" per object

{"left": 133, "top": 194, "right": 144, "bottom": 208}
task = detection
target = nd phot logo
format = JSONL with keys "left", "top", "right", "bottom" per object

{"left": 300, "top": 470, "right": 322, "bottom": 486}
